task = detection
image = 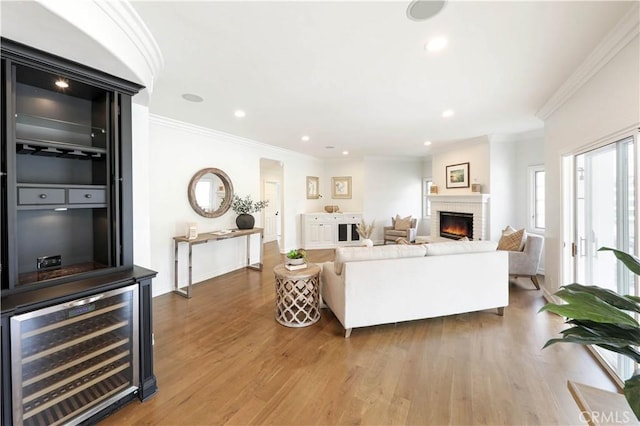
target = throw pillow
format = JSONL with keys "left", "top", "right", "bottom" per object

{"left": 497, "top": 226, "right": 526, "bottom": 251}
{"left": 394, "top": 215, "right": 412, "bottom": 231}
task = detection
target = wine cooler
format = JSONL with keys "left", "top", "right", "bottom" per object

{"left": 9, "top": 284, "right": 139, "bottom": 426}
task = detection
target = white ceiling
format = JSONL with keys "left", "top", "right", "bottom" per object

{"left": 2, "top": 1, "right": 634, "bottom": 158}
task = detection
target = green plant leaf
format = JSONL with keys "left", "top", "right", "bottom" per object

{"left": 624, "top": 374, "right": 640, "bottom": 421}
{"left": 540, "top": 290, "right": 638, "bottom": 327}
{"left": 599, "top": 247, "right": 640, "bottom": 276}
{"left": 568, "top": 320, "right": 640, "bottom": 345}
{"left": 563, "top": 283, "right": 640, "bottom": 313}
{"left": 542, "top": 335, "right": 638, "bottom": 349}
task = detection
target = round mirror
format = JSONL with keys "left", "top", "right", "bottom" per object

{"left": 188, "top": 168, "right": 234, "bottom": 218}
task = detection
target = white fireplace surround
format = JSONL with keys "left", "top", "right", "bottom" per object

{"left": 429, "top": 194, "right": 490, "bottom": 241}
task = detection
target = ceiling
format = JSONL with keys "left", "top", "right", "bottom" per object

{"left": 2, "top": 1, "right": 634, "bottom": 158}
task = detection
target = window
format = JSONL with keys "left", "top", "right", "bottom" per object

{"left": 423, "top": 178, "right": 433, "bottom": 218}
{"left": 528, "top": 165, "right": 545, "bottom": 230}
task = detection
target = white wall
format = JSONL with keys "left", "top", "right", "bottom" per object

{"left": 488, "top": 136, "right": 518, "bottom": 241}
{"left": 513, "top": 131, "right": 545, "bottom": 231}
{"left": 543, "top": 35, "right": 640, "bottom": 294}
{"left": 431, "top": 137, "right": 490, "bottom": 194}
{"left": 362, "top": 157, "right": 423, "bottom": 243}
{"left": 419, "top": 156, "right": 433, "bottom": 235}
{"left": 131, "top": 103, "right": 152, "bottom": 269}
{"left": 139, "top": 115, "right": 324, "bottom": 296}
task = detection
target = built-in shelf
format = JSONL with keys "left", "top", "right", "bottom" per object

{"left": 16, "top": 113, "right": 105, "bottom": 136}
{"left": 16, "top": 139, "right": 106, "bottom": 160}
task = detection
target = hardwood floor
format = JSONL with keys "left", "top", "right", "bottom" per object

{"left": 101, "top": 242, "right": 617, "bottom": 425}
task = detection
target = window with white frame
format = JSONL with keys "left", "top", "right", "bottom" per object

{"left": 528, "top": 165, "right": 545, "bottom": 230}
{"left": 423, "top": 178, "right": 433, "bottom": 218}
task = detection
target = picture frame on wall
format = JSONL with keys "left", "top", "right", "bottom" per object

{"left": 331, "top": 176, "right": 352, "bottom": 199}
{"left": 306, "top": 176, "right": 320, "bottom": 199}
{"left": 446, "top": 162, "right": 470, "bottom": 188}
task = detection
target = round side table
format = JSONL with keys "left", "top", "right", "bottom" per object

{"left": 273, "top": 263, "right": 321, "bottom": 327}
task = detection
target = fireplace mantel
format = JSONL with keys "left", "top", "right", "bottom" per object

{"left": 429, "top": 193, "right": 491, "bottom": 240}
{"left": 428, "top": 194, "right": 490, "bottom": 204}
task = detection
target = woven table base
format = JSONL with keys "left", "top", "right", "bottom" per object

{"left": 273, "top": 264, "right": 321, "bottom": 327}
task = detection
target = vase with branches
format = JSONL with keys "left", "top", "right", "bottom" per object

{"left": 231, "top": 194, "right": 268, "bottom": 229}
{"left": 539, "top": 247, "right": 640, "bottom": 420}
{"left": 356, "top": 218, "right": 375, "bottom": 247}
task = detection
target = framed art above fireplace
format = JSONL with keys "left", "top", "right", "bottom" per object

{"left": 446, "top": 162, "right": 470, "bottom": 188}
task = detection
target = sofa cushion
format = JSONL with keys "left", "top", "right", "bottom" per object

{"left": 497, "top": 226, "right": 526, "bottom": 251}
{"left": 424, "top": 240, "right": 498, "bottom": 256}
{"left": 394, "top": 215, "right": 412, "bottom": 231}
{"left": 334, "top": 244, "right": 427, "bottom": 275}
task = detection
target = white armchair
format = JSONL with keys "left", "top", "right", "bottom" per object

{"left": 508, "top": 234, "right": 544, "bottom": 289}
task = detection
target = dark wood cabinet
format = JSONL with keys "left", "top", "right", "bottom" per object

{"left": 1, "top": 38, "right": 157, "bottom": 425}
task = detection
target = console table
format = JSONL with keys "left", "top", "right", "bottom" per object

{"left": 173, "top": 228, "right": 263, "bottom": 298}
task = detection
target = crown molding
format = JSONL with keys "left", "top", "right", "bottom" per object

{"left": 537, "top": 3, "right": 639, "bottom": 121}
{"left": 149, "top": 114, "right": 316, "bottom": 160}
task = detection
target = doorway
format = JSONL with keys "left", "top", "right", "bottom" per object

{"left": 260, "top": 159, "right": 284, "bottom": 249}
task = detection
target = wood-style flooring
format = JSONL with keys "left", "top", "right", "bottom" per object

{"left": 100, "top": 241, "right": 617, "bottom": 425}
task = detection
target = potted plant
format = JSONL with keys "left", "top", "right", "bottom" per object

{"left": 231, "top": 194, "right": 268, "bottom": 229}
{"left": 539, "top": 247, "right": 640, "bottom": 420}
{"left": 286, "top": 249, "right": 307, "bottom": 266}
{"left": 356, "top": 218, "right": 375, "bottom": 247}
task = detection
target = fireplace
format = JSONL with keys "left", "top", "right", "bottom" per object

{"left": 440, "top": 211, "right": 474, "bottom": 240}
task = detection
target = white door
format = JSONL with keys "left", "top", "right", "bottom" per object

{"left": 263, "top": 181, "right": 280, "bottom": 243}
{"left": 574, "top": 136, "right": 635, "bottom": 379}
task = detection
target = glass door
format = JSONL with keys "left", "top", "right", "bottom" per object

{"left": 574, "top": 136, "right": 635, "bottom": 379}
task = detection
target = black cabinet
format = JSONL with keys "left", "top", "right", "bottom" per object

{"left": 1, "top": 38, "right": 140, "bottom": 290}
{"left": 1, "top": 38, "right": 157, "bottom": 425}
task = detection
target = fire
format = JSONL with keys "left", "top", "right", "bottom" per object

{"left": 441, "top": 224, "right": 470, "bottom": 237}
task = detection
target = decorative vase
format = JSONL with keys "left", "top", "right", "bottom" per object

{"left": 362, "top": 238, "right": 373, "bottom": 247}
{"left": 236, "top": 214, "right": 255, "bottom": 229}
{"left": 286, "top": 257, "right": 305, "bottom": 266}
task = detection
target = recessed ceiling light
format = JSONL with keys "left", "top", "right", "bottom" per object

{"left": 407, "top": 0, "right": 447, "bottom": 21}
{"left": 442, "top": 109, "right": 455, "bottom": 118}
{"left": 423, "top": 141, "right": 432, "bottom": 146}
{"left": 55, "top": 79, "right": 69, "bottom": 89}
{"left": 342, "top": 150, "right": 349, "bottom": 156}
{"left": 234, "top": 110, "right": 246, "bottom": 118}
{"left": 301, "top": 135, "right": 310, "bottom": 142}
{"left": 181, "top": 93, "right": 203, "bottom": 102}
{"left": 425, "top": 37, "right": 448, "bottom": 52}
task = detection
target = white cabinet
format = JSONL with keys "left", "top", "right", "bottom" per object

{"left": 301, "top": 213, "right": 362, "bottom": 249}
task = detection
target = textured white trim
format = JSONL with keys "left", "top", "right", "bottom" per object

{"left": 35, "top": 0, "right": 163, "bottom": 92}
{"left": 537, "top": 3, "right": 640, "bottom": 120}
{"left": 96, "top": 1, "right": 164, "bottom": 78}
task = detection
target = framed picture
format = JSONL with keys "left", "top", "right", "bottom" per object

{"left": 306, "top": 176, "right": 320, "bottom": 199}
{"left": 446, "top": 162, "right": 470, "bottom": 188}
{"left": 332, "top": 176, "right": 352, "bottom": 199}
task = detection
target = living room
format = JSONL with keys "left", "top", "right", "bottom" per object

{"left": 1, "top": 0, "right": 639, "bottom": 424}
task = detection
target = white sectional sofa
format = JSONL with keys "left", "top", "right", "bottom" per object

{"left": 320, "top": 241, "right": 508, "bottom": 337}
